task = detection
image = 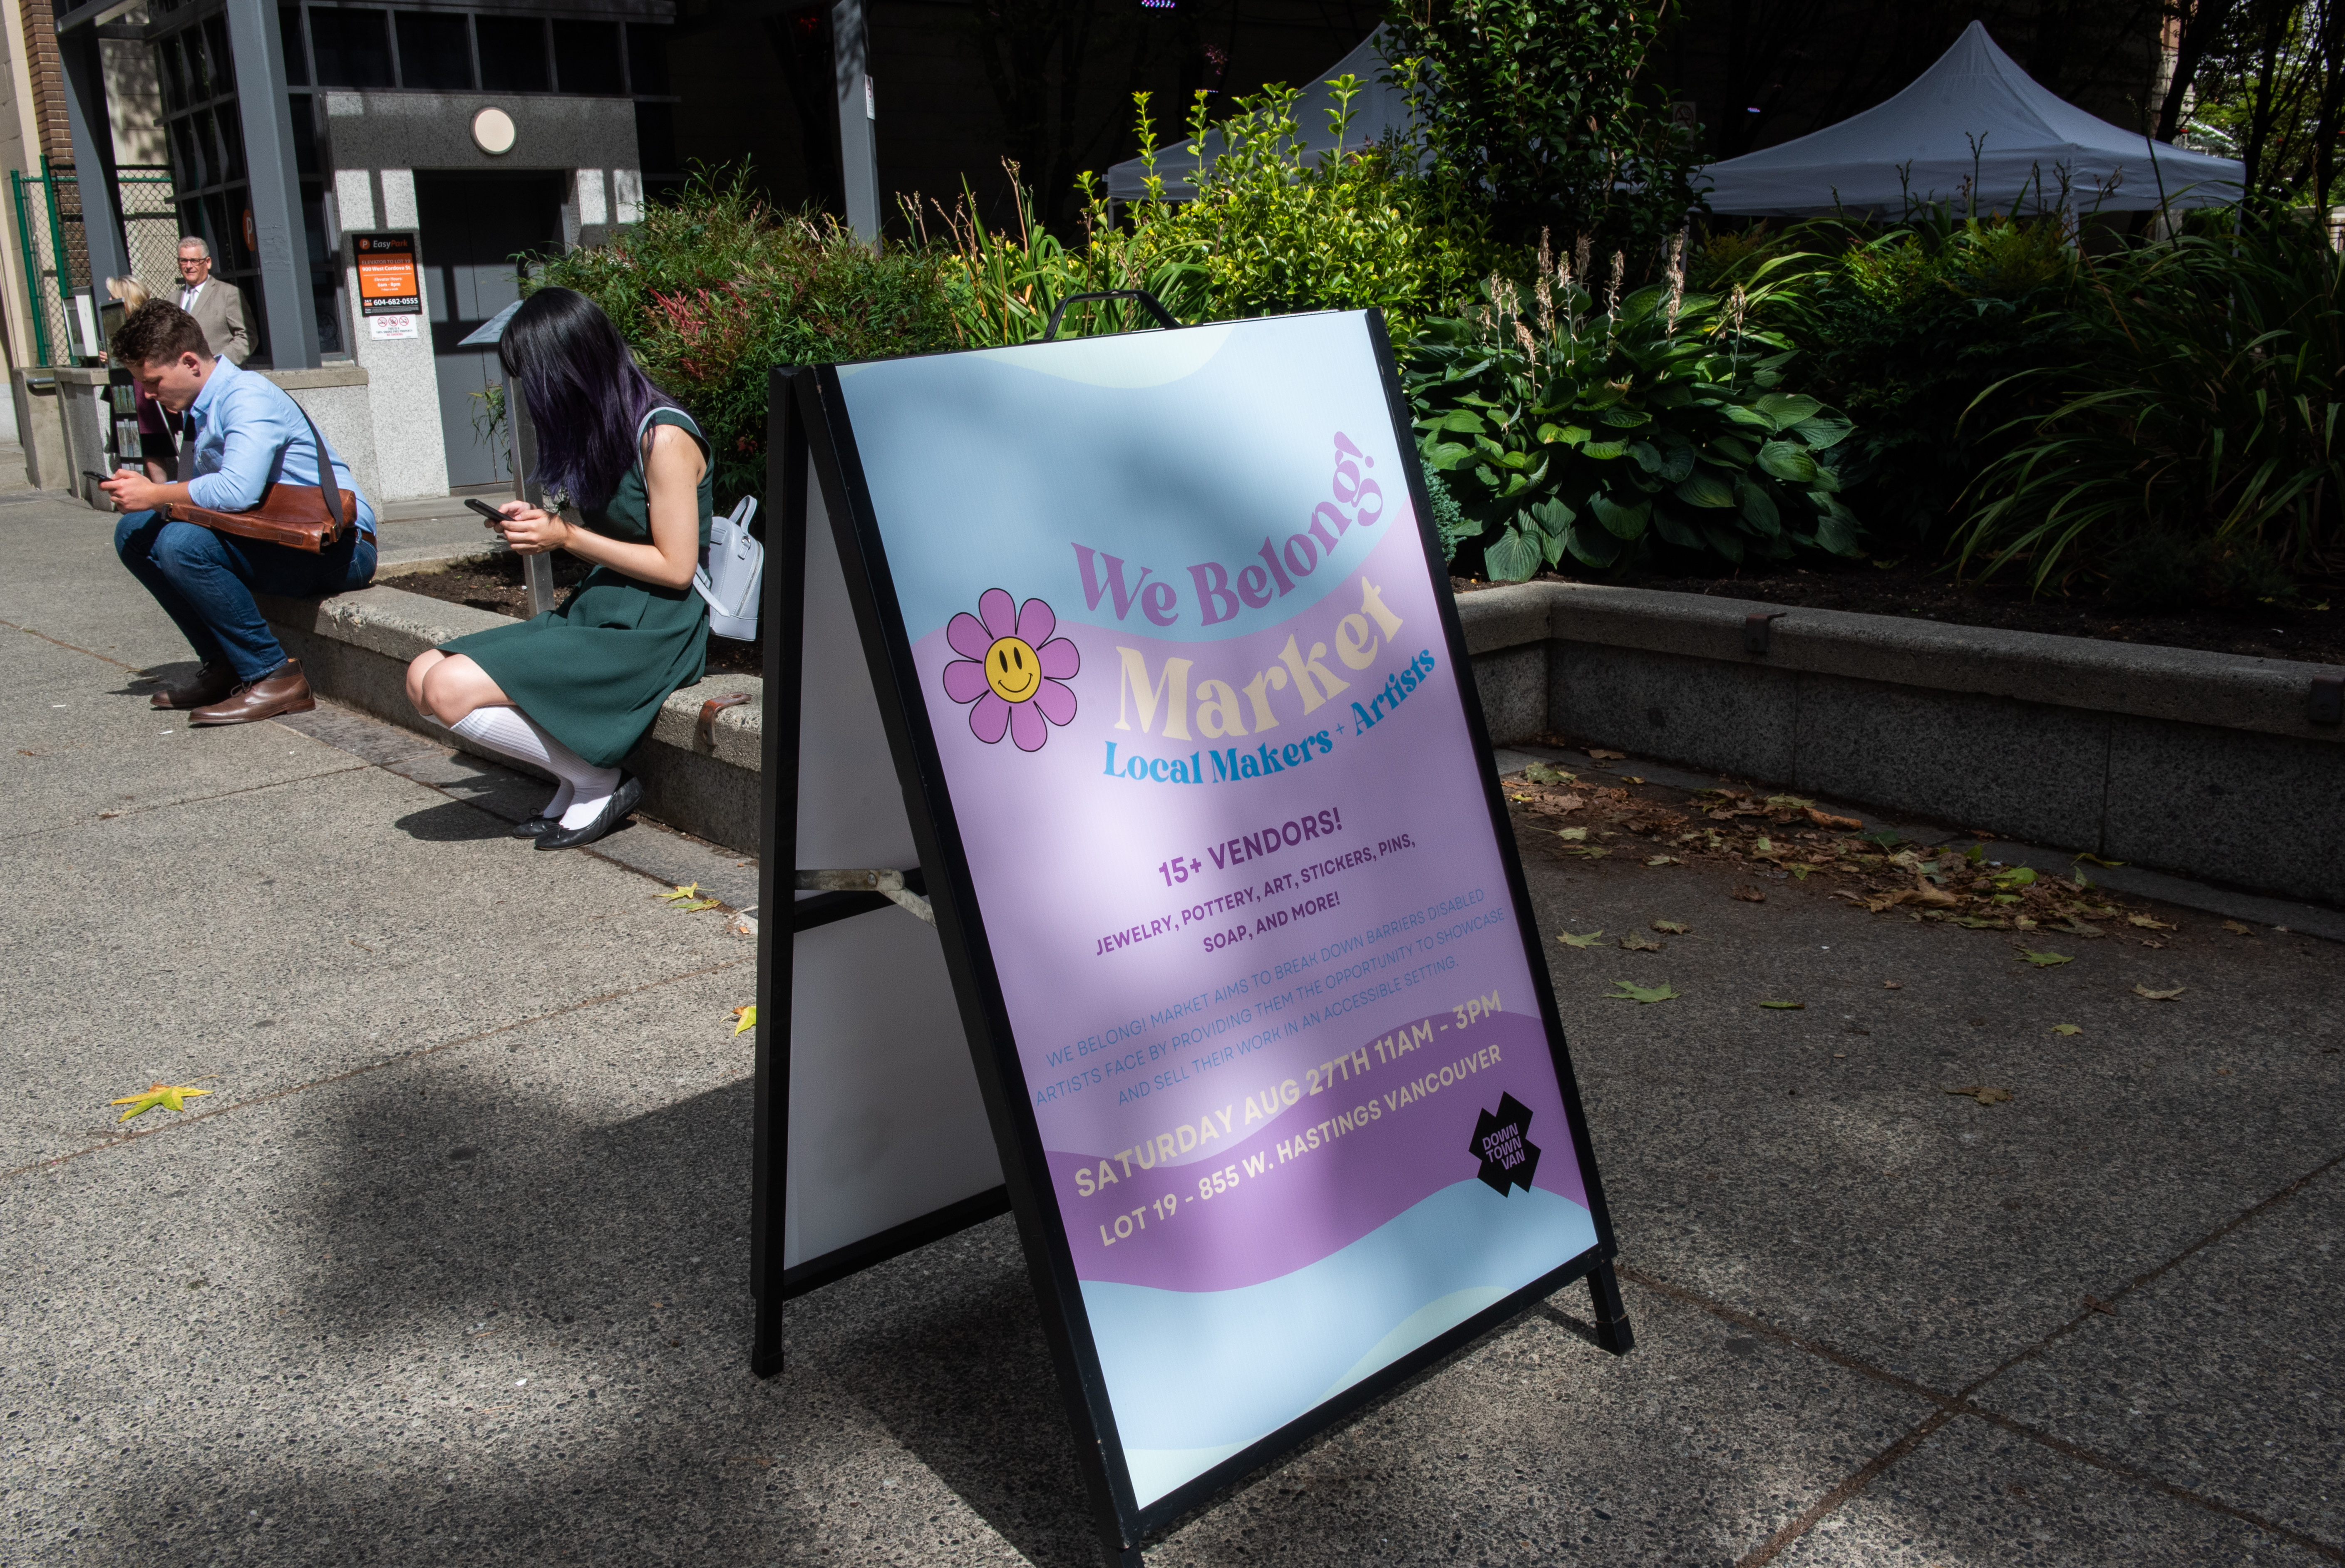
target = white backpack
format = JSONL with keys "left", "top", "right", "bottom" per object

{"left": 633, "top": 406, "right": 763, "bottom": 640}
{"left": 695, "top": 494, "right": 762, "bottom": 640}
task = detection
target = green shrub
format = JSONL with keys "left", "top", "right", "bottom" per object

{"left": 1699, "top": 213, "right": 2086, "bottom": 549}
{"left": 528, "top": 168, "right": 960, "bottom": 502}
{"left": 1382, "top": 0, "right": 1704, "bottom": 269}
{"left": 1405, "top": 241, "right": 1859, "bottom": 581}
{"left": 924, "top": 82, "right": 1474, "bottom": 343}
{"left": 1956, "top": 220, "right": 2345, "bottom": 595}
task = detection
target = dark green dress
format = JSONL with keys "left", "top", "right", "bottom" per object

{"left": 442, "top": 409, "right": 712, "bottom": 767}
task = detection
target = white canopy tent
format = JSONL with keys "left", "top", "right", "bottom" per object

{"left": 1700, "top": 22, "right": 2244, "bottom": 218}
{"left": 1103, "top": 30, "right": 1412, "bottom": 203}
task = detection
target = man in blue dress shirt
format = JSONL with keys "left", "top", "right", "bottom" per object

{"left": 102, "top": 302, "right": 377, "bottom": 725}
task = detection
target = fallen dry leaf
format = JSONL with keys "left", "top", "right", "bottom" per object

{"left": 675, "top": 898, "right": 722, "bottom": 912}
{"left": 1944, "top": 1085, "right": 2014, "bottom": 1105}
{"left": 2127, "top": 914, "right": 2176, "bottom": 931}
{"left": 1556, "top": 930, "right": 1604, "bottom": 949}
{"left": 1912, "top": 873, "right": 1960, "bottom": 908}
{"left": 1588, "top": 748, "right": 1626, "bottom": 761}
{"left": 1523, "top": 762, "right": 1573, "bottom": 785}
{"left": 1651, "top": 920, "right": 1690, "bottom": 935}
{"left": 657, "top": 883, "right": 702, "bottom": 903}
{"left": 1620, "top": 775, "right": 1646, "bottom": 784}
{"left": 1731, "top": 886, "right": 1767, "bottom": 904}
{"left": 109, "top": 1083, "right": 212, "bottom": 1122}
{"left": 1883, "top": 981, "right": 1903, "bottom": 989}
{"left": 2222, "top": 920, "right": 2254, "bottom": 936}
{"left": 1619, "top": 932, "right": 1663, "bottom": 952}
{"left": 1606, "top": 979, "right": 1678, "bottom": 1003}
{"left": 732, "top": 1005, "right": 757, "bottom": 1035}
{"left": 1806, "top": 807, "right": 1864, "bottom": 831}
{"left": 1560, "top": 845, "right": 1610, "bottom": 859}
{"left": 2133, "top": 984, "right": 2186, "bottom": 1001}
{"left": 2050, "top": 1023, "right": 2082, "bottom": 1036}
{"left": 2017, "top": 948, "right": 2074, "bottom": 968}
{"left": 1555, "top": 827, "right": 1588, "bottom": 841}
{"left": 1645, "top": 855, "right": 1683, "bottom": 867}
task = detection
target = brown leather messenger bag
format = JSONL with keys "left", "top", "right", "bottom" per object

{"left": 163, "top": 403, "right": 351, "bottom": 553}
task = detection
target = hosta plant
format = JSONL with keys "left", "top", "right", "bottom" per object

{"left": 1404, "top": 241, "right": 1861, "bottom": 580}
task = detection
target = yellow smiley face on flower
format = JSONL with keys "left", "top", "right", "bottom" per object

{"left": 942, "top": 588, "right": 1080, "bottom": 752}
{"left": 985, "top": 636, "right": 1040, "bottom": 702}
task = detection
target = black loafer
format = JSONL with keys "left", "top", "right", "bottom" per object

{"left": 509, "top": 815, "right": 558, "bottom": 839}
{"left": 534, "top": 773, "right": 642, "bottom": 851}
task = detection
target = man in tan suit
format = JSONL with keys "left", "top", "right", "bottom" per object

{"left": 174, "top": 237, "right": 250, "bottom": 364}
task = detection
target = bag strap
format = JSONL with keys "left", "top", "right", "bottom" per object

{"left": 635, "top": 405, "right": 703, "bottom": 473}
{"left": 295, "top": 402, "right": 345, "bottom": 532}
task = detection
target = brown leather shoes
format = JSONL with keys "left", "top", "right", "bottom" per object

{"left": 189, "top": 660, "right": 317, "bottom": 726}
{"left": 149, "top": 661, "right": 234, "bottom": 709}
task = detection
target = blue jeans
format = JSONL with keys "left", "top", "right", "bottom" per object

{"left": 114, "top": 512, "right": 377, "bottom": 682}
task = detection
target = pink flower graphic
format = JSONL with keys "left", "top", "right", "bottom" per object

{"left": 941, "top": 588, "right": 1079, "bottom": 751}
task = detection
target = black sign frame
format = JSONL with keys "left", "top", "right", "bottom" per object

{"left": 753, "top": 312, "right": 1630, "bottom": 1566}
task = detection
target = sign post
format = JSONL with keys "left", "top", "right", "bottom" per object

{"left": 755, "top": 310, "right": 1627, "bottom": 1566}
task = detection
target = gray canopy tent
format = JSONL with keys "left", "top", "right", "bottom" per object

{"left": 1699, "top": 22, "right": 2244, "bottom": 218}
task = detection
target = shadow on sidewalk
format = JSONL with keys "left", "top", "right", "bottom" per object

{"left": 85, "top": 1055, "right": 1108, "bottom": 1567}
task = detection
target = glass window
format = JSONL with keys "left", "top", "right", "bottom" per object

{"left": 157, "top": 35, "right": 185, "bottom": 112}
{"left": 279, "top": 6, "right": 308, "bottom": 87}
{"left": 215, "top": 104, "right": 248, "bottom": 184}
{"left": 289, "top": 94, "right": 319, "bottom": 177}
{"left": 475, "top": 15, "right": 548, "bottom": 93}
{"left": 310, "top": 7, "right": 394, "bottom": 89}
{"left": 396, "top": 11, "right": 473, "bottom": 92}
{"left": 203, "top": 15, "right": 237, "bottom": 93}
{"left": 183, "top": 26, "right": 212, "bottom": 100}
{"left": 552, "top": 20, "right": 621, "bottom": 96}
{"left": 170, "top": 118, "right": 206, "bottom": 191}
{"left": 625, "top": 23, "right": 669, "bottom": 96}
{"left": 633, "top": 101, "right": 676, "bottom": 173}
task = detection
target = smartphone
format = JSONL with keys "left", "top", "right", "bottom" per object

{"left": 82, "top": 470, "right": 110, "bottom": 487}
{"left": 464, "top": 498, "right": 509, "bottom": 523}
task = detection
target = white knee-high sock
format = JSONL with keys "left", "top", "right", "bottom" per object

{"left": 449, "top": 707, "right": 617, "bottom": 829}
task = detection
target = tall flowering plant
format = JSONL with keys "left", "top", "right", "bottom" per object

{"left": 1404, "top": 236, "right": 1862, "bottom": 581}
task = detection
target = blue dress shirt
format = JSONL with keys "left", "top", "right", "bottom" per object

{"left": 182, "top": 358, "right": 376, "bottom": 537}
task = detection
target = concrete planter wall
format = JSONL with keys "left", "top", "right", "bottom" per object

{"left": 265, "top": 574, "right": 2341, "bottom": 904}
{"left": 1455, "top": 582, "right": 2345, "bottom": 908}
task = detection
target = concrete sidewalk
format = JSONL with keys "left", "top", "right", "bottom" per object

{"left": 3, "top": 488, "right": 2338, "bottom": 1567}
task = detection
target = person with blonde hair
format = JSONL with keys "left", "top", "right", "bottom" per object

{"left": 105, "top": 276, "right": 174, "bottom": 480}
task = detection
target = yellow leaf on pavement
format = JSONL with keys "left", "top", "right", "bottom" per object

{"left": 2051, "top": 1023, "right": 2082, "bottom": 1036}
{"left": 1556, "top": 930, "right": 1605, "bottom": 949}
{"left": 1619, "top": 932, "right": 1663, "bottom": 952}
{"left": 1555, "top": 827, "right": 1587, "bottom": 841}
{"left": 2133, "top": 984, "right": 2185, "bottom": 1001}
{"left": 2222, "top": 920, "right": 2254, "bottom": 935}
{"left": 657, "top": 883, "right": 701, "bottom": 902}
{"left": 109, "top": 1083, "right": 212, "bottom": 1122}
{"left": 2127, "top": 914, "right": 2176, "bottom": 931}
{"left": 731, "top": 1005, "right": 757, "bottom": 1035}
{"left": 1651, "top": 920, "right": 1690, "bottom": 934}
{"left": 676, "top": 898, "right": 722, "bottom": 912}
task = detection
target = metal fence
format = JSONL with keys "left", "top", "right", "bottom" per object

{"left": 7, "top": 160, "right": 181, "bottom": 366}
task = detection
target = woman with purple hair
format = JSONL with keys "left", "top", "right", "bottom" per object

{"left": 404, "top": 287, "right": 712, "bottom": 850}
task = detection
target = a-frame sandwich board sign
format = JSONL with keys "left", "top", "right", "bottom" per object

{"left": 752, "top": 309, "right": 1628, "bottom": 1567}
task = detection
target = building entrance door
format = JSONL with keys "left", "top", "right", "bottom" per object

{"left": 416, "top": 171, "right": 567, "bottom": 488}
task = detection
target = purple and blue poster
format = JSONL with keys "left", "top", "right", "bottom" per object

{"left": 807, "top": 310, "right": 1616, "bottom": 1528}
